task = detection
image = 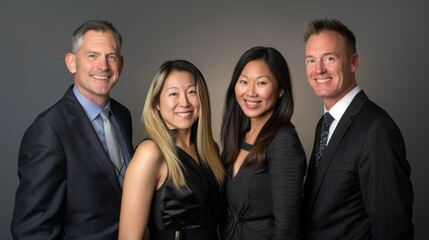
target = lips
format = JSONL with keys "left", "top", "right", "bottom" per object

{"left": 244, "top": 100, "right": 261, "bottom": 108}
{"left": 314, "top": 75, "right": 332, "bottom": 83}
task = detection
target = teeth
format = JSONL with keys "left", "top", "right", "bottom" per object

{"left": 246, "top": 101, "right": 259, "bottom": 106}
{"left": 93, "top": 75, "right": 109, "bottom": 80}
{"left": 177, "top": 112, "right": 191, "bottom": 117}
{"left": 316, "top": 78, "right": 330, "bottom": 83}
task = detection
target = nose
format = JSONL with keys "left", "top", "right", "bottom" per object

{"left": 315, "top": 60, "right": 326, "bottom": 74}
{"left": 97, "top": 57, "right": 109, "bottom": 71}
{"left": 179, "top": 94, "right": 190, "bottom": 107}
{"left": 245, "top": 83, "right": 257, "bottom": 97}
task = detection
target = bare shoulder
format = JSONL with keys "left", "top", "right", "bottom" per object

{"left": 129, "top": 140, "right": 164, "bottom": 169}
{"left": 126, "top": 140, "right": 167, "bottom": 189}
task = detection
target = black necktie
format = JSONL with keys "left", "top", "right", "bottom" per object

{"left": 100, "top": 108, "right": 125, "bottom": 187}
{"left": 313, "top": 112, "right": 334, "bottom": 168}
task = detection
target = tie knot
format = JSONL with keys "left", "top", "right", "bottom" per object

{"left": 323, "top": 112, "right": 334, "bottom": 127}
{"left": 100, "top": 108, "right": 110, "bottom": 121}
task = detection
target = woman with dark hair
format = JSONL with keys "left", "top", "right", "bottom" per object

{"left": 220, "top": 46, "right": 306, "bottom": 239}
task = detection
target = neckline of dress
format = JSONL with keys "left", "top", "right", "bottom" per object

{"left": 240, "top": 142, "right": 253, "bottom": 151}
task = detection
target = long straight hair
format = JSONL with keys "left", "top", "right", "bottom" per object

{"left": 143, "top": 60, "right": 224, "bottom": 188}
{"left": 221, "top": 46, "right": 294, "bottom": 167}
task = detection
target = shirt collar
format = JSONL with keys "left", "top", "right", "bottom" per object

{"left": 324, "top": 86, "right": 361, "bottom": 121}
{"left": 73, "top": 85, "right": 111, "bottom": 122}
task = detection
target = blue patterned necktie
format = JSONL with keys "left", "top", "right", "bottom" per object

{"left": 100, "top": 108, "right": 125, "bottom": 187}
{"left": 314, "top": 112, "right": 335, "bottom": 168}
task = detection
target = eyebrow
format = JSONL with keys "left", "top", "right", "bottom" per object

{"left": 165, "top": 84, "right": 196, "bottom": 91}
{"left": 165, "top": 86, "right": 178, "bottom": 91}
{"left": 306, "top": 52, "right": 338, "bottom": 58}
{"left": 84, "top": 50, "right": 119, "bottom": 57}
{"left": 240, "top": 74, "right": 271, "bottom": 80}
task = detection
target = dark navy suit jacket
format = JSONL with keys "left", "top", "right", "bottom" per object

{"left": 11, "top": 85, "right": 133, "bottom": 239}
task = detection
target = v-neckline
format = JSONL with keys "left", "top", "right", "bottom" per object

{"left": 177, "top": 146, "right": 200, "bottom": 166}
{"left": 231, "top": 141, "right": 254, "bottom": 178}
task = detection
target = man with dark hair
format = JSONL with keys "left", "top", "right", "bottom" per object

{"left": 300, "top": 18, "right": 414, "bottom": 239}
{"left": 11, "top": 20, "right": 133, "bottom": 239}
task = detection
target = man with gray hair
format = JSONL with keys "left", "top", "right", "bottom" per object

{"left": 11, "top": 20, "right": 133, "bottom": 239}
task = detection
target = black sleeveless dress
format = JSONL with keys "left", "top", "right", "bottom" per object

{"left": 148, "top": 147, "right": 222, "bottom": 240}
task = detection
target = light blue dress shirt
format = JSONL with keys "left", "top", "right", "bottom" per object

{"left": 72, "top": 85, "right": 128, "bottom": 159}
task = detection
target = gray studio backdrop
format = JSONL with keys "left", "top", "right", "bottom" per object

{"left": 1, "top": 1, "right": 427, "bottom": 239}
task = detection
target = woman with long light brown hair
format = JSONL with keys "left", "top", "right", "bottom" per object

{"left": 119, "top": 60, "right": 224, "bottom": 240}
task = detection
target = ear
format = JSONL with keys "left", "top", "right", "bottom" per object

{"left": 156, "top": 103, "right": 160, "bottom": 111}
{"left": 65, "top": 52, "right": 76, "bottom": 74}
{"left": 351, "top": 53, "right": 359, "bottom": 73}
{"left": 279, "top": 89, "right": 285, "bottom": 98}
{"left": 118, "top": 55, "right": 124, "bottom": 75}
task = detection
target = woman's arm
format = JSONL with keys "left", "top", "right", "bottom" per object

{"left": 269, "top": 127, "right": 307, "bottom": 240}
{"left": 119, "top": 140, "right": 167, "bottom": 240}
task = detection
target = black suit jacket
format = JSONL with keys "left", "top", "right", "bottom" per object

{"left": 220, "top": 125, "right": 307, "bottom": 240}
{"left": 301, "top": 91, "right": 414, "bottom": 240}
{"left": 11, "top": 86, "right": 133, "bottom": 239}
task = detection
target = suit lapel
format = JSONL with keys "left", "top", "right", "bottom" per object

{"left": 306, "top": 91, "right": 369, "bottom": 213}
{"left": 63, "top": 87, "right": 122, "bottom": 194}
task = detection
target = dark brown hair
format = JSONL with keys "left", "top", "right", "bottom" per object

{"left": 220, "top": 46, "right": 294, "bottom": 168}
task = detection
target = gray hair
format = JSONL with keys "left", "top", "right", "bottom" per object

{"left": 71, "top": 20, "right": 122, "bottom": 54}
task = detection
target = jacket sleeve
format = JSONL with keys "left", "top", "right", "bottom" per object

{"left": 268, "top": 126, "right": 307, "bottom": 240}
{"left": 11, "top": 120, "right": 66, "bottom": 239}
{"left": 359, "top": 117, "right": 414, "bottom": 239}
